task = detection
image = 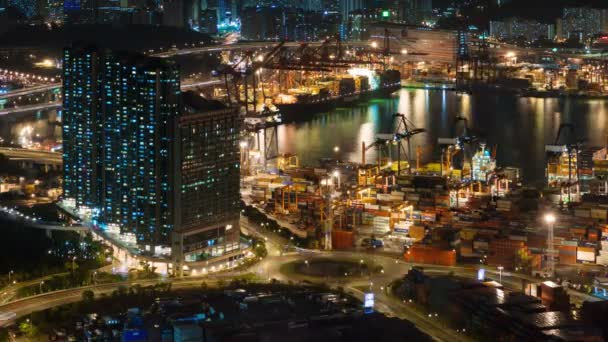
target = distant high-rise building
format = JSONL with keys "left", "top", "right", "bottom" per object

{"left": 241, "top": 6, "right": 285, "bottom": 40}
{"left": 400, "top": 0, "right": 431, "bottom": 25}
{"left": 62, "top": 45, "right": 243, "bottom": 272}
{"left": 492, "top": 0, "right": 511, "bottom": 6}
{"left": 0, "top": 0, "right": 8, "bottom": 36}
{"left": 199, "top": 8, "right": 217, "bottom": 34}
{"left": 8, "top": 0, "right": 37, "bottom": 17}
{"left": 339, "top": 0, "right": 361, "bottom": 23}
{"left": 45, "top": 0, "right": 64, "bottom": 21}
{"left": 562, "top": 7, "right": 602, "bottom": 41}
{"left": 490, "top": 17, "right": 555, "bottom": 41}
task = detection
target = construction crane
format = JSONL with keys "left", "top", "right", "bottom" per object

{"left": 393, "top": 113, "right": 426, "bottom": 175}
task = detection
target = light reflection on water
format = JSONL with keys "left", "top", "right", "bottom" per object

{"left": 277, "top": 88, "right": 608, "bottom": 184}
{"left": 4, "top": 90, "right": 608, "bottom": 184}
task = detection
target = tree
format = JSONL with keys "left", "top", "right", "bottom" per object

{"left": 514, "top": 248, "right": 533, "bottom": 274}
{"left": 82, "top": 290, "right": 95, "bottom": 302}
{"left": 64, "top": 260, "right": 79, "bottom": 273}
{"left": 18, "top": 321, "right": 38, "bottom": 338}
{"left": 0, "top": 328, "right": 9, "bottom": 342}
{"left": 253, "top": 240, "right": 267, "bottom": 258}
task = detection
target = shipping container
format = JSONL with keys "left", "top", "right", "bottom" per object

{"left": 591, "top": 208, "right": 608, "bottom": 220}
{"left": 574, "top": 209, "right": 591, "bottom": 218}
{"left": 404, "top": 245, "right": 456, "bottom": 266}
{"left": 577, "top": 246, "right": 596, "bottom": 262}
{"left": 332, "top": 231, "right": 354, "bottom": 249}
{"left": 409, "top": 225, "right": 426, "bottom": 241}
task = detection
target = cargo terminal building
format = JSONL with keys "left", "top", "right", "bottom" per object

{"left": 61, "top": 45, "right": 244, "bottom": 275}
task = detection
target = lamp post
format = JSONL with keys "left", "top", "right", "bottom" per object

{"left": 497, "top": 266, "right": 504, "bottom": 283}
{"left": 39, "top": 281, "right": 44, "bottom": 293}
{"left": 544, "top": 214, "right": 556, "bottom": 278}
{"left": 333, "top": 170, "right": 341, "bottom": 189}
{"left": 8, "top": 270, "right": 13, "bottom": 285}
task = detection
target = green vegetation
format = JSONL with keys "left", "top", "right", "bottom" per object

{"left": 81, "top": 290, "right": 94, "bottom": 302}
{"left": 18, "top": 321, "right": 38, "bottom": 338}
{"left": 514, "top": 248, "right": 533, "bottom": 274}
{"left": 10, "top": 282, "right": 175, "bottom": 340}
{"left": 252, "top": 236, "right": 268, "bottom": 258}
{"left": 242, "top": 205, "right": 316, "bottom": 248}
{"left": 0, "top": 222, "right": 111, "bottom": 288}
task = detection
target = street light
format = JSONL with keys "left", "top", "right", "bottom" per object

{"left": 371, "top": 41, "right": 378, "bottom": 49}
{"left": 497, "top": 266, "right": 504, "bottom": 283}
{"left": 8, "top": 270, "right": 13, "bottom": 284}
{"left": 333, "top": 146, "right": 340, "bottom": 153}
{"left": 401, "top": 49, "right": 408, "bottom": 55}
{"left": 39, "top": 281, "right": 44, "bottom": 293}
{"left": 333, "top": 170, "right": 341, "bottom": 188}
{"left": 544, "top": 214, "right": 556, "bottom": 278}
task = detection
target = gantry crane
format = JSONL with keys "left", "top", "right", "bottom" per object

{"left": 393, "top": 113, "right": 425, "bottom": 175}
{"left": 455, "top": 116, "right": 479, "bottom": 178}
{"left": 213, "top": 43, "right": 286, "bottom": 172}
{"left": 363, "top": 134, "right": 394, "bottom": 168}
{"left": 545, "top": 123, "right": 585, "bottom": 203}
{"left": 438, "top": 115, "right": 478, "bottom": 178}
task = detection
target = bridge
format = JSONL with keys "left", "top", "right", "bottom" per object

{"left": 0, "top": 206, "right": 87, "bottom": 233}
{"left": 150, "top": 40, "right": 331, "bottom": 58}
{"left": 0, "top": 147, "right": 62, "bottom": 172}
{"left": 0, "top": 101, "right": 62, "bottom": 116}
{"left": 0, "top": 79, "right": 224, "bottom": 115}
{"left": 0, "top": 83, "right": 62, "bottom": 100}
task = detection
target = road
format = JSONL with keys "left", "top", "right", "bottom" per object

{"left": 0, "top": 216, "right": 602, "bottom": 339}
{"left": 252, "top": 252, "right": 474, "bottom": 342}
{"left": 0, "top": 83, "right": 61, "bottom": 100}
{"left": 0, "top": 79, "right": 221, "bottom": 115}
{"left": 0, "top": 275, "right": 241, "bottom": 328}
{"left": 0, "top": 101, "right": 61, "bottom": 115}
{"left": 0, "top": 147, "right": 62, "bottom": 164}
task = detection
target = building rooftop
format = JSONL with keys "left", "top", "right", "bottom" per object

{"left": 182, "top": 91, "right": 228, "bottom": 113}
{"left": 509, "top": 311, "right": 577, "bottom": 330}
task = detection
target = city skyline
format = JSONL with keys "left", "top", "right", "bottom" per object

{"left": 3, "top": 0, "right": 608, "bottom": 340}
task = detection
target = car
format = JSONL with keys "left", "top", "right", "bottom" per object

{"left": 370, "top": 239, "right": 384, "bottom": 248}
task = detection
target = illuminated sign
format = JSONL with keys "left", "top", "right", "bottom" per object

{"left": 477, "top": 269, "right": 485, "bottom": 281}
{"left": 382, "top": 10, "right": 389, "bottom": 17}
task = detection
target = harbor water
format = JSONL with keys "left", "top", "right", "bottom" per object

{"left": 4, "top": 88, "right": 608, "bottom": 184}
